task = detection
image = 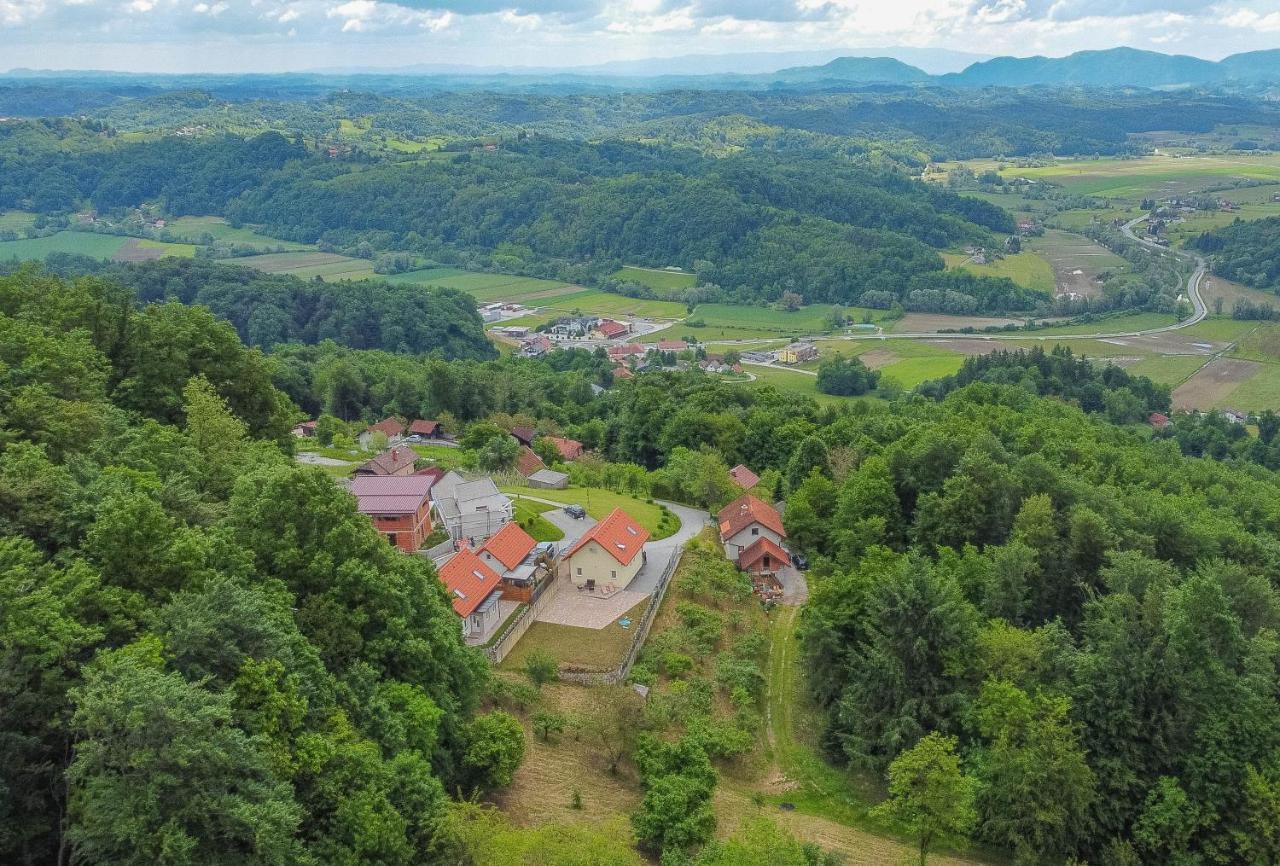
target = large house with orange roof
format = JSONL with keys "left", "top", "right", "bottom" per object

{"left": 438, "top": 548, "right": 505, "bottom": 642}
{"left": 561, "top": 507, "right": 649, "bottom": 593}
{"left": 718, "top": 494, "right": 790, "bottom": 575}
{"left": 478, "top": 522, "right": 542, "bottom": 602}
{"left": 358, "top": 416, "right": 406, "bottom": 448}
{"left": 544, "top": 436, "right": 584, "bottom": 461}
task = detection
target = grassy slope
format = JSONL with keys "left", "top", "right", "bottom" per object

{"left": 500, "top": 486, "right": 677, "bottom": 541}
{"left": 611, "top": 265, "right": 697, "bottom": 291}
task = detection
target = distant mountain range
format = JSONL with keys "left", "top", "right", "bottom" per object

{"left": 5, "top": 46, "right": 1280, "bottom": 91}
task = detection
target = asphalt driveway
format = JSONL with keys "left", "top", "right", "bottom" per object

{"left": 625, "top": 500, "right": 711, "bottom": 594}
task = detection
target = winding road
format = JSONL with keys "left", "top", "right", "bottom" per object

{"left": 724, "top": 216, "right": 1210, "bottom": 358}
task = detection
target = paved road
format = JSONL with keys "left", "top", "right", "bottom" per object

{"left": 626, "top": 500, "right": 712, "bottom": 593}
{"left": 505, "top": 492, "right": 595, "bottom": 549}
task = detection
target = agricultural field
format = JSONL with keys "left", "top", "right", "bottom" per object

{"left": 1031, "top": 311, "right": 1177, "bottom": 336}
{"left": 986, "top": 152, "right": 1280, "bottom": 199}
{"left": 0, "top": 210, "right": 36, "bottom": 232}
{"left": 1164, "top": 200, "right": 1280, "bottom": 247}
{"left": 236, "top": 251, "right": 376, "bottom": 281}
{"left": 689, "top": 303, "right": 871, "bottom": 341}
{"left": 163, "top": 216, "right": 310, "bottom": 250}
{"left": 538, "top": 290, "right": 688, "bottom": 319}
{"left": 1200, "top": 275, "right": 1279, "bottom": 312}
{"left": 1028, "top": 229, "right": 1130, "bottom": 298}
{"left": 943, "top": 249, "right": 1056, "bottom": 294}
{"left": 0, "top": 231, "right": 192, "bottom": 263}
{"left": 385, "top": 268, "right": 582, "bottom": 303}
{"left": 610, "top": 265, "right": 698, "bottom": 291}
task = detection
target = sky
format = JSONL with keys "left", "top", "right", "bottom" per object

{"left": 1, "top": 0, "right": 1278, "bottom": 73}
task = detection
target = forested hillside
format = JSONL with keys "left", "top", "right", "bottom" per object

{"left": 0, "top": 269, "right": 522, "bottom": 864}
{"left": 791, "top": 383, "right": 1280, "bottom": 864}
{"left": 1192, "top": 215, "right": 1280, "bottom": 291}
{"left": 19, "top": 256, "right": 496, "bottom": 359}
{"left": 1, "top": 126, "right": 1028, "bottom": 308}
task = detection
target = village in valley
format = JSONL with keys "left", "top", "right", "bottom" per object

{"left": 293, "top": 414, "right": 804, "bottom": 671}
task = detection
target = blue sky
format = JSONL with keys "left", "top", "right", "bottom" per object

{"left": 1, "top": 0, "right": 1277, "bottom": 73}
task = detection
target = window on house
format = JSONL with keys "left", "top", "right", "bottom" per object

{"left": 576, "top": 567, "right": 582, "bottom": 576}
{"left": 387, "top": 534, "right": 397, "bottom": 546}
{"left": 751, "top": 527, "right": 759, "bottom": 536}
{"left": 611, "top": 570, "right": 617, "bottom": 579}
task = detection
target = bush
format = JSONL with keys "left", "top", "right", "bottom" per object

{"left": 662, "top": 651, "right": 695, "bottom": 678}
{"left": 463, "top": 711, "right": 526, "bottom": 792}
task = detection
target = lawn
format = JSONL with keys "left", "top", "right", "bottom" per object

{"left": 499, "top": 597, "right": 650, "bottom": 673}
{"left": 878, "top": 354, "right": 966, "bottom": 388}
{"left": 944, "top": 250, "right": 1055, "bottom": 294}
{"left": 409, "top": 443, "right": 470, "bottom": 470}
{"left": 1219, "top": 365, "right": 1280, "bottom": 412}
{"left": 611, "top": 265, "right": 697, "bottom": 291}
{"left": 512, "top": 499, "right": 565, "bottom": 543}
{"left": 499, "top": 486, "right": 677, "bottom": 541}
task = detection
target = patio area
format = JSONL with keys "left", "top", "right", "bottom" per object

{"left": 534, "top": 582, "right": 650, "bottom": 630}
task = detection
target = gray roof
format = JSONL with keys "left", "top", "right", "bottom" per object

{"left": 528, "top": 469, "right": 569, "bottom": 485}
{"left": 431, "top": 472, "right": 510, "bottom": 519}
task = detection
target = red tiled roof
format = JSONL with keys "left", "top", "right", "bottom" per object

{"left": 515, "top": 446, "right": 546, "bottom": 477}
{"left": 608, "top": 343, "right": 645, "bottom": 357}
{"left": 545, "top": 436, "right": 584, "bottom": 461}
{"left": 613, "top": 366, "right": 634, "bottom": 379}
{"left": 510, "top": 426, "right": 537, "bottom": 446}
{"left": 657, "top": 340, "right": 687, "bottom": 351}
{"left": 738, "top": 536, "right": 791, "bottom": 571}
{"left": 1149, "top": 412, "right": 1171, "bottom": 428}
{"left": 718, "top": 494, "right": 786, "bottom": 540}
{"left": 367, "top": 416, "right": 404, "bottom": 437}
{"left": 597, "top": 319, "right": 628, "bottom": 338}
{"left": 729, "top": 464, "right": 760, "bottom": 490}
{"left": 413, "top": 466, "right": 446, "bottom": 483}
{"left": 409, "top": 419, "right": 440, "bottom": 435}
{"left": 298, "top": 420, "right": 318, "bottom": 431}
{"left": 438, "top": 549, "right": 502, "bottom": 618}
{"left": 564, "top": 507, "right": 650, "bottom": 566}
{"left": 351, "top": 475, "right": 435, "bottom": 515}
{"left": 356, "top": 447, "right": 418, "bottom": 476}
{"left": 480, "top": 522, "right": 538, "bottom": 571}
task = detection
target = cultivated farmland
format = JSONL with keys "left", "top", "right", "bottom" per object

{"left": 610, "top": 265, "right": 697, "bottom": 291}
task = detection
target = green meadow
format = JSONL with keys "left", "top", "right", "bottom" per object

{"left": 944, "top": 250, "right": 1056, "bottom": 294}
{"left": 610, "top": 265, "right": 697, "bottom": 291}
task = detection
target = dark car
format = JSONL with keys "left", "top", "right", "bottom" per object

{"left": 791, "top": 552, "right": 809, "bottom": 571}
{"left": 563, "top": 504, "right": 587, "bottom": 519}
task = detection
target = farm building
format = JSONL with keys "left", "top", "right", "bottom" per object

{"left": 510, "top": 426, "right": 537, "bottom": 448}
{"left": 528, "top": 468, "right": 569, "bottom": 489}
{"left": 515, "top": 446, "right": 547, "bottom": 478}
{"left": 561, "top": 507, "right": 649, "bottom": 594}
{"left": 291, "top": 420, "right": 318, "bottom": 438}
{"left": 593, "top": 319, "right": 631, "bottom": 339}
{"left": 409, "top": 419, "right": 444, "bottom": 439}
{"left": 351, "top": 475, "right": 435, "bottom": 552}
{"left": 438, "top": 548, "right": 505, "bottom": 643}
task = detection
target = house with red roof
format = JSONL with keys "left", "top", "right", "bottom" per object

{"left": 479, "top": 522, "right": 542, "bottom": 602}
{"left": 408, "top": 419, "right": 444, "bottom": 439}
{"left": 510, "top": 426, "right": 537, "bottom": 448}
{"left": 359, "top": 416, "right": 406, "bottom": 448}
{"left": 515, "top": 446, "right": 546, "bottom": 478}
{"left": 438, "top": 548, "right": 505, "bottom": 642}
{"left": 657, "top": 339, "right": 687, "bottom": 352}
{"left": 545, "top": 436, "right": 584, "bottom": 461}
{"left": 291, "top": 420, "right": 318, "bottom": 438}
{"left": 607, "top": 343, "right": 645, "bottom": 362}
{"left": 354, "top": 446, "right": 419, "bottom": 477}
{"left": 561, "top": 507, "right": 649, "bottom": 593}
{"left": 718, "top": 494, "right": 790, "bottom": 574}
{"left": 729, "top": 464, "right": 760, "bottom": 490}
{"left": 1149, "top": 412, "right": 1171, "bottom": 430}
{"left": 351, "top": 475, "right": 435, "bottom": 552}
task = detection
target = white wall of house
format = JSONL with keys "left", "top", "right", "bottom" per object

{"left": 563, "top": 540, "right": 644, "bottom": 589}
{"left": 722, "top": 523, "right": 784, "bottom": 559}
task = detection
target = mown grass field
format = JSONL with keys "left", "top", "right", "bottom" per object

{"left": 0, "top": 210, "right": 36, "bottom": 232}
{"left": 512, "top": 499, "right": 565, "bottom": 543}
{"left": 538, "top": 290, "right": 688, "bottom": 319}
{"left": 1126, "top": 354, "right": 1210, "bottom": 386}
{"left": 610, "top": 265, "right": 697, "bottom": 291}
{"left": 1032, "top": 311, "right": 1178, "bottom": 336}
{"left": 164, "top": 216, "right": 310, "bottom": 250}
{"left": 385, "top": 268, "right": 581, "bottom": 303}
{"left": 943, "top": 250, "right": 1056, "bottom": 294}
{"left": 499, "top": 597, "right": 649, "bottom": 673}
{"left": 499, "top": 486, "right": 677, "bottom": 540}
{"left": 987, "top": 153, "right": 1280, "bottom": 199}
{"left": 0, "top": 231, "right": 191, "bottom": 263}
{"left": 690, "top": 303, "right": 870, "bottom": 341}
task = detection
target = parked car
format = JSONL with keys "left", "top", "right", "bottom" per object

{"left": 563, "top": 504, "right": 587, "bottom": 519}
{"left": 791, "top": 552, "right": 809, "bottom": 571}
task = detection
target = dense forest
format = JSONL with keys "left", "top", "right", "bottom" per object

{"left": 13, "top": 256, "right": 495, "bottom": 359}
{"left": 1192, "top": 215, "right": 1280, "bottom": 291}
{"left": 791, "top": 382, "right": 1280, "bottom": 865}
{"left": 0, "top": 268, "right": 530, "bottom": 865}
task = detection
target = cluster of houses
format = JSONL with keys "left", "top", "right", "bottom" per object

{"left": 516, "top": 316, "right": 635, "bottom": 357}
